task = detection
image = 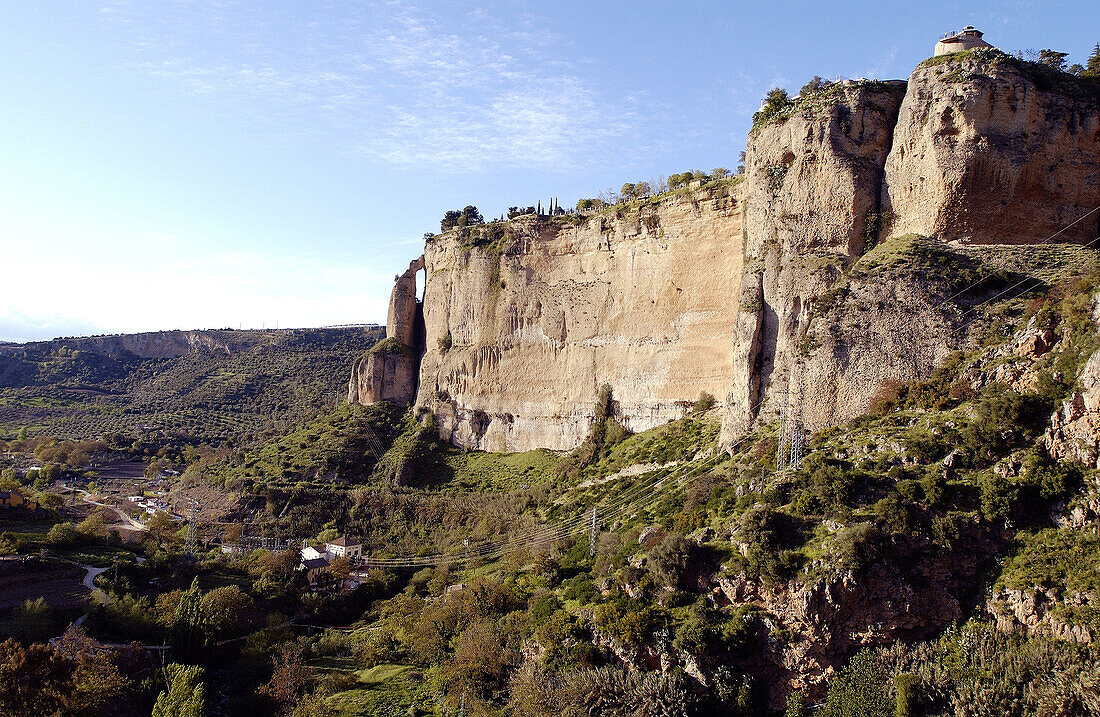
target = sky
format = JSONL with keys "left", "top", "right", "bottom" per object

{"left": 1, "top": 1, "right": 1097, "bottom": 342}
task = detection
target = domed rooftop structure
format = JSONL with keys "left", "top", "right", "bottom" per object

{"left": 935, "top": 26, "right": 993, "bottom": 56}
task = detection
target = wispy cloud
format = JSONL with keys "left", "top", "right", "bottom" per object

{"left": 101, "top": 0, "right": 652, "bottom": 171}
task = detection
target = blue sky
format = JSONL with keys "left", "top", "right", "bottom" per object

{"left": 1, "top": 1, "right": 1096, "bottom": 342}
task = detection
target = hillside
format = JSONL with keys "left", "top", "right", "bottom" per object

{"left": 2, "top": 44, "right": 1100, "bottom": 717}
{"left": 2, "top": 264, "right": 1099, "bottom": 715}
{"left": 0, "top": 326, "right": 383, "bottom": 445}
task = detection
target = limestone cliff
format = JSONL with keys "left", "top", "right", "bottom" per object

{"left": 354, "top": 51, "right": 1100, "bottom": 453}
{"left": 720, "top": 80, "right": 957, "bottom": 443}
{"left": 0, "top": 330, "right": 239, "bottom": 359}
{"left": 883, "top": 50, "right": 1100, "bottom": 245}
{"left": 413, "top": 188, "right": 743, "bottom": 452}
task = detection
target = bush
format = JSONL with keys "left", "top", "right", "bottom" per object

{"left": 833, "top": 523, "right": 887, "bottom": 572}
{"left": 693, "top": 392, "right": 716, "bottom": 413}
{"left": 648, "top": 534, "right": 697, "bottom": 589}
{"left": 894, "top": 673, "right": 918, "bottom": 717}
{"left": 961, "top": 385, "right": 1046, "bottom": 463}
{"left": 931, "top": 511, "right": 971, "bottom": 548}
{"left": 528, "top": 593, "right": 561, "bottom": 626}
{"left": 12, "top": 597, "right": 60, "bottom": 643}
{"left": 789, "top": 490, "right": 823, "bottom": 516}
{"left": 752, "top": 88, "right": 795, "bottom": 130}
{"left": 800, "top": 455, "right": 862, "bottom": 511}
{"left": 873, "top": 493, "right": 914, "bottom": 535}
{"left": 921, "top": 472, "right": 946, "bottom": 506}
{"left": 979, "top": 472, "right": 1015, "bottom": 523}
{"left": 561, "top": 575, "right": 597, "bottom": 605}
{"left": 868, "top": 379, "right": 905, "bottom": 415}
{"left": 46, "top": 521, "right": 80, "bottom": 548}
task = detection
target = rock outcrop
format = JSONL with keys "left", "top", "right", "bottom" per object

{"left": 715, "top": 561, "right": 964, "bottom": 702}
{"left": 883, "top": 50, "right": 1100, "bottom": 245}
{"left": 0, "top": 331, "right": 238, "bottom": 360}
{"left": 989, "top": 586, "right": 1095, "bottom": 644}
{"left": 721, "top": 80, "right": 959, "bottom": 442}
{"left": 347, "top": 258, "right": 425, "bottom": 407}
{"left": 1047, "top": 295, "right": 1100, "bottom": 467}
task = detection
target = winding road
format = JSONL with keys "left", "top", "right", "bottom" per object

{"left": 77, "top": 489, "right": 147, "bottom": 531}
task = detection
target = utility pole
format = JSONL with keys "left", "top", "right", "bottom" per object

{"left": 789, "top": 416, "right": 804, "bottom": 470}
{"left": 459, "top": 691, "right": 465, "bottom": 717}
{"left": 776, "top": 402, "right": 789, "bottom": 472}
{"left": 589, "top": 507, "right": 598, "bottom": 558}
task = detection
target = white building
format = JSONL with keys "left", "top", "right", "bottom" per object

{"left": 300, "top": 544, "right": 327, "bottom": 561}
{"left": 934, "top": 26, "right": 993, "bottom": 56}
{"left": 325, "top": 536, "right": 362, "bottom": 560}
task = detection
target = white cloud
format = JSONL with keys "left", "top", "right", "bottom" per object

{"left": 102, "top": 0, "right": 654, "bottom": 171}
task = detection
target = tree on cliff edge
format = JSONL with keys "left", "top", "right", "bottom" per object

{"left": 1086, "top": 43, "right": 1100, "bottom": 76}
{"left": 441, "top": 205, "right": 484, "bottom": 231}
{"left": 1037, "top": 49, "right": 1068, "bottom": 71}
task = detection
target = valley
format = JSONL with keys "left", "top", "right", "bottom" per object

{"left": 2, "top": 45, "right": 1100, "bottom": 717}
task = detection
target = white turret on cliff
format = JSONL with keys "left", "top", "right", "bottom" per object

{"left": 934, "top": 26, "right": 993, "bottom": 56}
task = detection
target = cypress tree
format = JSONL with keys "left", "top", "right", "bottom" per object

{"left": 171, "top": 578, "right": 210, "bottom": 663}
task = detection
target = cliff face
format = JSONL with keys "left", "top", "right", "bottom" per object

{"left": 355, "top": 51, "right": 1100, "bottom": 453}
{"left": 414, "top": 188, "right": 742, "bottom": 452}
{"left": 721, "top": 80, "right": 949, "bottom": 442}
{"left": 883, "top": 51, "right": 1100, "bottom": 245}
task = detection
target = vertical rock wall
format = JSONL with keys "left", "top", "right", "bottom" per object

{"left": 414, "top": 188, "right": 743, "bottom": 452}
{"left": 353, "top": 51, "right": 1100, "bottom": 453}
{"left": 720, "top": 81, "right": 911, "bottom": 444}
{"left": 883, "top": 51, "right": 1100, "bottom": 245}
{"left": 347, "top": 257, "right": 425, "bottom": 407}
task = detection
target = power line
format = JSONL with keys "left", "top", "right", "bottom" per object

{"left": 325, "top": 208, "right": 1100, "bottom": 570}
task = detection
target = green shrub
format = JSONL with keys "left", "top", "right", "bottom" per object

{"left": 789, "top": 490, "right": 823, "bottom": 516}
{"left": 931, "top": 511, "right": 972, "bottom": 548}
{"left": 998, "top": 527, "right": 1100, "bottom": 594}
{"left": 648, "top": 534, "right": 698, "bottom": 589}
{"left": 979, "top": 472, "right": 1015, "bottom": 523}
{"left": 693, "top": 392, "right": 716, "bottom": 413}
{"left": 560, "top": 575, "right": 597, "bottom": 605}
{"left": 961, "top": 385, "right": 1046, "bottom": 464}
{"left": 893, "top": 673, "right": 918, "bottom": 717}
{"left": 751, "top": 88, "right": 795, "bottom": 131}
{"left": 921, "top": 472, "right": 946, "bottom": 506}
{"left": 529, "top": 593, "right": 561, "bottom": 627}
{"left": 46, "top": 521, "right": 80, "bottom": 548}
{"left": 874, "top": 493, "right": 915, "bottom": 535}
{"left": 833, "top": 524, "right": 887, "bottom": 573}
